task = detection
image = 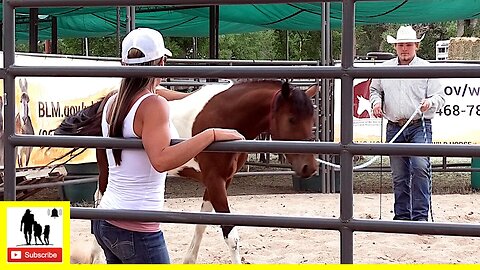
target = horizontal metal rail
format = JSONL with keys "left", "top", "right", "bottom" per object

{"left": 9, "top": 0, "right": 388, "bottom": 8}
{"left": 70, "top": 207, "right": 480, "bottom": 237}
{"left": 0, "top": 177, "right": 93, "bottom": 193}
{"left": 10, "top": 135, "right": 480, "bottom": 157}
{"left": 0, "top": 169, "right": 296, "bottom": 193}
{"left": 8, "top": 65, "right": 480, "bottom": 78}
{"left": 353, "top": 167, "right": 480, "bottom": 173}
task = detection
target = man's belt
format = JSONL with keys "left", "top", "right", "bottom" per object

{"left": 389, "top": 118, "right": 430, "bottom": 127}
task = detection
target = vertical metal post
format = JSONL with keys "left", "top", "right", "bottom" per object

{"left": 51, "top": 16, "right": 58, "bottom": 54}
{"left": 286, "top": 30, "right": 289, "bottom": 60}
{"left": 84, "top": 38, "right": 89, "bottom": 56}
{"left": 207, "top": 5, "right": 219, "bottom": 83}
{"left": 340, "top": 0, "right": 355, "bottom": 264}
{"left": 325, "top": 2, "right": 335, "bottom": 192}
{"left": 192, "top": 37, "right": 198, "bottom": 59}
{"left": 116, "top": 7, "right": 121, "bottom": 57}
{"left": 126, "top": 7, "right": 132, "bottom": 33}
{"left": 130, "top": 6, "right": 136, "bottom": 30}
{"left": 3, "top": 2, "right": 16, "bottom": 201}
{"left": 29, "top": 8, "right": 38, "bottom": 53}
{"left": 209, "top": 5, "right": 219, "bottom": 60}
{"left": 320, "top": 2, "right": 329, "bottom": 193}
{"left": 0, "top": 23, "right": 3, "bottom": 51}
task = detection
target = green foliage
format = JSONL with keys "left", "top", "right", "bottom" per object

{"left": 218, "top": 31, "right": 278, "bottom": 60}
{"left": 28, "top": 21, "right": 464, "bottom": 62}
{"left": 461, "top": 19, "right": 480, "bottom": 37}
{"left": 87, "top": 37, "right": 119, "bottom": 57}
{"left": 417, "top": 22, "right": 457, "bottom": 60}
{"left": 57, "top": 38, "right": 85, "bottom": 56}
{"left": 355, "top": 24, "right": 391, "bottom": 56}
{"left": 164, "top": 37, "right": 195, "bottom": 59}
{"left": 15, "top": 42, "right": 29, "bottom": 52}
{"left": 331, "top": 30, "right": 342, "bottom": 60}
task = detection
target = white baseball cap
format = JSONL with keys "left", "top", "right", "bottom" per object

{"left": 121, "top": 28, "right": 172, "bottom": 65}
{"left": 387, "top": 25, "right": 425, "bottom": 44}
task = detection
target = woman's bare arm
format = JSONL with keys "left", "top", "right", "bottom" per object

{"left": 155, "top": 86, "right": 191, "bottom": 101}
{"left": 138, "top": 96, "right": 243, "bottom": 173}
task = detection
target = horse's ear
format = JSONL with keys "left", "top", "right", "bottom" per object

{"left": 19, "top": 78, "right": 25, "bottom": 92}
{"left": 281, "top": 82, "right": 291, "bottom": 99}
{"left": 305, "top": 84, "right": 319, "bottom": 98}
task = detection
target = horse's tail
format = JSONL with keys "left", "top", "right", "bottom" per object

{"left": 54, "top": 90, "right": 118, "bottom": 136}
{"left": 44, "top": 91, "right": 115, "bottom": 169}
{"left": 54, "top": 99, "right": 104, "bottom": 137}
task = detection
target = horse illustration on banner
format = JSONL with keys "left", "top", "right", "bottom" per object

{"left": 353, "top": 79, "right": 372, "bottom": 119}
{"left": 15, "top": 78, "right": 35, "bottom": 167}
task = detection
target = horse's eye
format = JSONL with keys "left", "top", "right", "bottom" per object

{"left": 288, "top": 117, "right": 296, "bottom": 124}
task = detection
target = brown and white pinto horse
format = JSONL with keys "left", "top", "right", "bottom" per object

{"left": 57, "top": 80, "right": 318, "bottom": 264}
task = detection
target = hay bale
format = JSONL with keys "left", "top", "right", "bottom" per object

{"left": 448, "top": 37, "right": 480, "bottom": 60}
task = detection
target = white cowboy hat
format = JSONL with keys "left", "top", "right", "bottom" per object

{"left": 386, "top": 25, "right": 425, "bottom": 44}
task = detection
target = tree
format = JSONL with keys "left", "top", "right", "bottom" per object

{"left": 218, "top": 31, "right": 277, "bottom": 60}
{"left": 355, "top": 24, "right": 390, "bottom": 56}
{"left": 414, "top": 22, "right": 456, "bottom": 60}
{"left": 457, "top": 19, "right": 480, "bottom": 37}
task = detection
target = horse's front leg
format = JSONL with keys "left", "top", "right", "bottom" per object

{"left": 183, "top": 194, "right": 213, "bottom": 264}
{"left": 207, "top": 178, "right": 241, "bottom": 264}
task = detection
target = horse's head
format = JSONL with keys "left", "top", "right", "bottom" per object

{"left": 269, "top": 82, "right": 319, "bottom": 178}
{"left": 19, "top": 92, "right": 30, "bottom": 120}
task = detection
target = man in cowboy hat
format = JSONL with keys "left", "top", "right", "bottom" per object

{"left": 369, "top": 25, "right": 445, "bottom": 222}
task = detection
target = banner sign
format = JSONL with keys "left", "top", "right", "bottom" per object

{"left": 1, "top": 53, "right": 121, "bottom": 168}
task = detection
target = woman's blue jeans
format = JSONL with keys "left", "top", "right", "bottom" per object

{"left": 92, "top": 219, "right": 170, "bottom": 264}
{"left": 386, "top": 119, "right": 432, "bottom": 221}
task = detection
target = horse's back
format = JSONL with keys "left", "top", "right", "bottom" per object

{"left": 167, "top": 81, "right": 233, "bottom": 177}
{"left": 168, "top": 81, "right": 233, "bottom": 138}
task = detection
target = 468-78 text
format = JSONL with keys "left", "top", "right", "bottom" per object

{"left": 436, "top": 104, "right": 480, "bottom": 117}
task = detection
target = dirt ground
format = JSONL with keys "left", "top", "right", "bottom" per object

{"left": 27, "top": 161, "right": 476, "bottom": 202}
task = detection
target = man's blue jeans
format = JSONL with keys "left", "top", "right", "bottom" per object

{"left": 386, "top": 119, "right": 432, "bottom": 221}
{"left": 92, "top": 219, "right": 170, "bottom": 264}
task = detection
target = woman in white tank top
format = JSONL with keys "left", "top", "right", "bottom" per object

{"left": 92, "top": 28, "right": 244, "bottom": 264}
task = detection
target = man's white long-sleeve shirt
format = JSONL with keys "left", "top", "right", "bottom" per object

{"left": 369, "top": 56, "right": 446, "bottom": 122}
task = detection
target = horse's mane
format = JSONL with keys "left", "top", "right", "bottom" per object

{"left": 232, "top": 79, "right": 313, "bottom": 116}
{"left": 272, "top": 82, "right": 314, "bottom": 117}
{"left": 231, "top": 79, "right": 282, "bottom": 86}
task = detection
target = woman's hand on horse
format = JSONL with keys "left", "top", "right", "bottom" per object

{"left": 209, "top": 128, "right": 245, "bottom": 142}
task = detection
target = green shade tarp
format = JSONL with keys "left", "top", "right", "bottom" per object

{"left": 7, "top": 0, "right": 480, "bottom": 40}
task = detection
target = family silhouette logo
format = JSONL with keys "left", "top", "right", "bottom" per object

{"left": 2, "top": 202, "right": 70, "bottom": 264}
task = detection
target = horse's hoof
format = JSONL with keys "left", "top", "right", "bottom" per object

{"left": 183, "top": 257, "right": 197, "bottom": 264}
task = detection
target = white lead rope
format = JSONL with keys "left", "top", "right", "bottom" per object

{"left": 316, "top": 105, "right": 423, "bottom": 169}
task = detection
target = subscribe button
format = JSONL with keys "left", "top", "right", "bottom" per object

{"left": 7, "top": 247, "right": 62, "bottom": 263}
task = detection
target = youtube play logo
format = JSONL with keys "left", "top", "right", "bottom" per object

{"left": 10, "top": 250, "right": 22, "bottom": 260}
